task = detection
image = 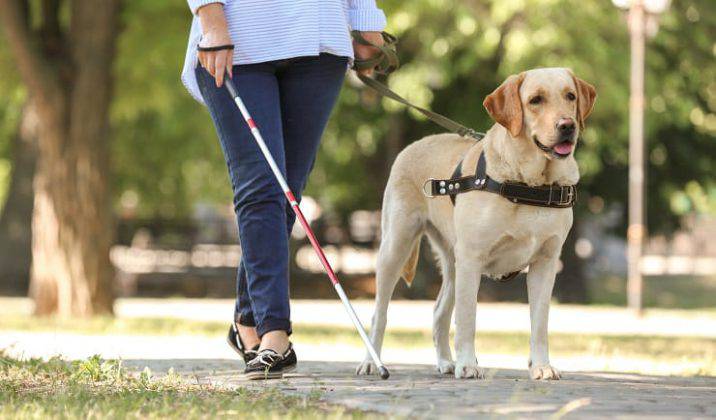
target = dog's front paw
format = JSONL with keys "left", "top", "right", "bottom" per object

{"left": 356, "top": 360, "right": 377, "bottom": 376}
{"left": 529, "top": 364, "right": 561, "bottom": 380}
{"left": 436, "top": 359, "right": 455, "bottom": 375}
{"left": 454, "top": 359, "right": 484, "bottom": 379}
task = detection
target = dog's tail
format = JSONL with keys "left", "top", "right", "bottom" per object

{"left": 401, "top": 238, "right": 421, "bottom": 286}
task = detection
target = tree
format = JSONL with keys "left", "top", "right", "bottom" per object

{"left": 0, "top": 0, "right": 121, "bottom": 315}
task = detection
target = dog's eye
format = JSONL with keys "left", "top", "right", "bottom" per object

{"left": 529, "top": 95, "right": 543, "bottom": 105}
{"left": 566, "top": 92, "right": 576, "bottom": 101}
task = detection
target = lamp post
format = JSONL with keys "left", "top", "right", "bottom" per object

{"left": 612, "top": 0, "right": 670, "bottom": 313}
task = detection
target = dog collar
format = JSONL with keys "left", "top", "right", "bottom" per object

{"left": 422, "top": 151, "right": 578, "bottom": 208}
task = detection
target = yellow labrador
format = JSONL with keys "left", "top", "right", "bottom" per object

{"left": 356, "top": 68, "right": 596, "bottom": 380}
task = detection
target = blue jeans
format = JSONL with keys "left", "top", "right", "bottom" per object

{"left": 196, "top": 54, "right": 347, "bottom": 337}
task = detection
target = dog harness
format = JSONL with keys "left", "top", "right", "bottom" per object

{"left": 423, "top": 151, "right": 578, "bottom": 208}
{"left": 423, "top": 151, "right": 577, "bottom": 283}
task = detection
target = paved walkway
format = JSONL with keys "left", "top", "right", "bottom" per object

{"left": 122, "top": 359, "right": 716, "bottom": 418}
{"left": 4, "top": 329, "right": 714, "bottom": 416}
{"left": 6, "top": 331, "right": 709, "bottom": 376}
{"left": 3, "top": 298, "right": 716, "bottom": 417}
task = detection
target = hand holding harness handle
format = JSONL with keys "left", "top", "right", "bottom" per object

{"left": 352, "top": 31, "right": 485, "bottom": 141}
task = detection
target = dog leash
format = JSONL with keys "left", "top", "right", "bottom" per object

{"left": 351, "top": 31, "right": 485, "bottom": 141}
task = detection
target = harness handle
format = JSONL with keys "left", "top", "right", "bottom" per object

{"left": 351, "top": 31, "right": 484, "bottom": 141}
{"left": 351, "top": 31, "right": 399, "bottom": 75}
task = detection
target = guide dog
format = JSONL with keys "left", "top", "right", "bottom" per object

{"left": 356, "top": 68, "right": 596, "bottom": 379}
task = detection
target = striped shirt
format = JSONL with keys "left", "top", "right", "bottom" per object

{"left": 182, "top": 0, "right": 387, "bottom": 104}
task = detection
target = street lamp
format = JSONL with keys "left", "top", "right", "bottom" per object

{"left": 612, "top": 0, "right": 670, "bottom": 313}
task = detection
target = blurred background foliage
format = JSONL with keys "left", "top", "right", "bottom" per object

{"left": 106, "top": 0, "right": 714, "bottom": 234}
{"left": 0, "top": 0, "right": 713, "bottom": 251}
{"left": 0, "top": 40, "right": 23, "bottom": 212}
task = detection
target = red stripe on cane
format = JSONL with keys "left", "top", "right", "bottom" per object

{"left": 285, "top": 190, "right": 339, "bottom": 285}
{"left": 247, "top": 118, "right": 257, "bottom": 129}
{"left": 294, "top": 208, "right": 340, "bottom": 286}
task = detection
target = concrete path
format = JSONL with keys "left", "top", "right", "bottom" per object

{"left": 3, "top": 298, "right": 716, "bottom": 417}
{"left": 123, "top": 359, "right": 716, "bottom": 418}
{"left": 4, "top": 330, "right": 713, "bottom": 417}
{"left": 6, "top": 331, "right": 709, "bottom": 376}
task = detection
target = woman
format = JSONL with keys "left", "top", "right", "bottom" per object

{"left": 182, "top": 0, "right": 387, "bottom": 379}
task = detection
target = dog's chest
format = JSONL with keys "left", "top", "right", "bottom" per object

{"left": 480, "top": 207, "right": 571, "bottom": 277}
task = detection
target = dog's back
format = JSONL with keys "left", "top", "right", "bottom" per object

{"left": 387, "top": 133, "right": 478, "bottom": 193}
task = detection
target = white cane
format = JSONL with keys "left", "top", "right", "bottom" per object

{"left": 225, "top": 79, "right": 390, "bottom": 380}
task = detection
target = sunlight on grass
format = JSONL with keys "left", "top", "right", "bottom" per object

{"left": 0, "top": 351, "right": 373, "bottom": 419}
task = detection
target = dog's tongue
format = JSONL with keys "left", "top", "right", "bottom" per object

{"left": 553, "top": 141, "right": 573, "bottom": 155}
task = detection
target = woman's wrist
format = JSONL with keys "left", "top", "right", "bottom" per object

{"left": 196, "top": 2, "right": 233, "bottom": 86}
{"left": 197, "top": 3, "right": 229, "bottom": 36}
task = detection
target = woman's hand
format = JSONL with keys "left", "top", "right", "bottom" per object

{"left": 352, "top": 31, "right": 384, "bottom": 76}
{"left": 197, "top": 3, "right": 233, "bottom": 87}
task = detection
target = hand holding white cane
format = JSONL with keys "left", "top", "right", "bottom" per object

{"left": 224, "top": 79, "right": 390, "bottom": 380}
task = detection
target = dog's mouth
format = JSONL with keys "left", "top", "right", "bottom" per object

{"left": 552, "top": 140, "right": 574, "bottom": 157}
{"left": 533, "top": 136, "right": 575, "bottom": 159}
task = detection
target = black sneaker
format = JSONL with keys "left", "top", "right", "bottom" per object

{"left": 244, "top": 343, "right": 297, "bottom": 380}
{"left": 226, "top": 323, "right": 259, "bottom": 364}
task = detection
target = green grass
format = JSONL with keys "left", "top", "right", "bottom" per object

{"left": 0, "top": 351, "right": 373, "bottom": 419}
{"left": 588, "top": 274, "right": 716, "bottom": 309}
{"left": 2, "top": 315, "right": 714, "bottom": 376}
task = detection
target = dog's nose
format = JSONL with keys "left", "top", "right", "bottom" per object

{"left": 556, "top": 118, "right": 575, "bottom": 136}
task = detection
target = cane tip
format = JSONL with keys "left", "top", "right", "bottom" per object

{"left": 379, "top": 366, "right": 390, "bottom": 380}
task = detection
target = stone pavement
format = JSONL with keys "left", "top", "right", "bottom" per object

{"left": 124, "top": 359, "right": 716, "bottom": 418}
{"left": 3, "top": 297, "right": 715, "bottom": 417}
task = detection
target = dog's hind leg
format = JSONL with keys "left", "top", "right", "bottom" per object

{"left": 427, "top": 228, "right": 456, "bottom": 374}
{"left": 356, "top": 201, "right": 424, "bottom": 375}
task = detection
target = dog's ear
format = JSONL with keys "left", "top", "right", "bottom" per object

{"left": 483, "top": 73, "right": 525, "bottom": 137}
{"left": 569, "top": 71, "right": 597, "bottom": 129}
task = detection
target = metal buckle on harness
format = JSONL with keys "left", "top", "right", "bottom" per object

{"left": 557, "top": 186, "right": 574, "bottom": 206}
{"left": 422, "top": 179, "right": 436, "bottom": 197}
{"left": 565, "top": 186, "right": 575, "bottom": 205}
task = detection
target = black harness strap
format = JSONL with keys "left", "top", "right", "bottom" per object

{"left": 425, "top": 152, "right": 576, "bottom": 282}
{"left": 425, "top": 152, "right": 578, "bottom": 209}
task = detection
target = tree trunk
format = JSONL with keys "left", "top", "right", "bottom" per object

{"left": 0, "top": 0, "right": 121, "bottom": 316}
{"left": 0, "top": 107, "right": 37, "bottom": 295}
